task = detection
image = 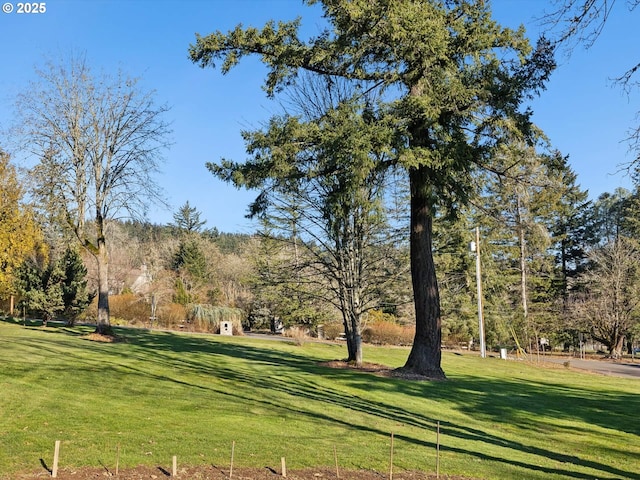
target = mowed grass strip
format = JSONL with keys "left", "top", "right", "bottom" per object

{"left": 0, "top": 319, "right": 638, "bottom": 479}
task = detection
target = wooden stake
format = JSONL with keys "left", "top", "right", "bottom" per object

{"left": 389, "top": 432, "right": 394, "bottom": 480}
{"left": 333, "top": 445, "right": 339, "bottom": 479}
{"left": 172, "top": 455, "right": 177, "bottom": 477}
{"left": 51, "top": 440, "right": 60, "bottom": 478}
{"left": 230, "top": 441, "right": 235, "bottom": 479}
{"left": 436, "top": 421, "right": 440, "bottom": 479}
{"left": 281, "top": 457, "right": 287, "bottom": 478}
{"left": 115, "top": 444, "right": 120, "bottom": 476}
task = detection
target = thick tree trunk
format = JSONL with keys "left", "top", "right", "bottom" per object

{"left": 342, "top": 314, "right": 357, "bottom": 361}
{"left": 400, "top": 166, "right": 446, "bottom": 379}
{"left": 337, "top": 234, "right": 364, "bottom": 366}
{"left": 95, "top": 237, "right": 111, "bottom": 335}
{"left": 349, "top": 311, "right": 363, "bottom": 367}
{"left": 344, "top": 325, "right": 363, "bottom": 365}
{"left": 340, "top": 297, "right": 363, "bottom": 366}
{"left": 611, "top": 334, "right": 625, "bottom": 359}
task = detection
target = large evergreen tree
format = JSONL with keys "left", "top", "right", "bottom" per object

{"left": 190, "top": 0, "right": 554, "bottom": 378}
{"left": 544, "top": 152, "right": 590, "bottom": 305}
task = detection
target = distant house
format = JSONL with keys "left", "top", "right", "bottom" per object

{"left": 128, "top": 264, "right": 152, "bottom": 295}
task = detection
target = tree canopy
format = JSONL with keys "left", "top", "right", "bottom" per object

{"left": 16, "top": 55, "right": 171, "bottom": 334}
{"left": 0, "top": 150, "right": 45, "bottom": 299}
{"left": 211, "top": 75, "right": 405, "bottom": 365}
{"left": 191, "top": 0, "right": 555, "bottom": 378}
{"left": 171, "top": 201, "right": 207, "bottom": 233}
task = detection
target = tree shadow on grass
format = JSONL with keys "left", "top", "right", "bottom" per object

{"left": 203, "top": 363, "right": 639, "bottom": 479}
{"left": 9, "top": 323, "right": 639, "bottom": 480}
{"left": 39, "top": 458, "right": 51, "bottom": 474}
{"left": 0, "top": 316, "right": 45, "bottom": 328}
{"left": 120, "top": 328, "right": 640, "bottom": 479}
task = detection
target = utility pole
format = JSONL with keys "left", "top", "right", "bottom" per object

{"left": 471, "top": 227, "right": 486, "bottom": 358}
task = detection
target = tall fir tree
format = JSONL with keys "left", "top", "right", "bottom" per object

{"left": 190, "top": 0, "right": 555, "bottom": 378}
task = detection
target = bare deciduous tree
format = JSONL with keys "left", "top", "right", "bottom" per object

{"left": 16, "top": 55, "right": 171, "bottom": 334}
{"left": 543, "top": 0, "right": 639, "bottom": 51}
{"left": 543, "top": 1, "right": 640, "bottom": 171}
{"left": 571, "top": 237, "right": 640, "bottom": 358}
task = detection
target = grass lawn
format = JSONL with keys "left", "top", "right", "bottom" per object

{"left": 0, "top": 318, "right": 638, "bottom": 479}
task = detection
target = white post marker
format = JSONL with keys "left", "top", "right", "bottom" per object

{"left": 230, "top": 440, "right": 235, "bottom": 479}
{"left": 52, "top": 440, "right": 61, "bottom": 478}
{"left": 389, "top": 432, "right": 395, "bottom": 480}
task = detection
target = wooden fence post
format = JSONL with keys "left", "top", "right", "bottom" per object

{"left": 115, "top": 444, "right": 120, "bottom": 476}
{"left": 51, "top": 440, "right": 60, "bottom": 478}
{"left": 436, "top": 421, "right": 440, "bottom": 479}
{"left": 230, "top": 441, "right": 235, "bottom": 479}
{"left": 389, "top": 432, "right": 394, "bottom": 480}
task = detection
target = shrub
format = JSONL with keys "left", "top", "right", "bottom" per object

{"left": 81, "top": 293, "right": 151, "bottom": 326}
{"left": 156, "top": 303, "right": 186, "bottom": 329}
{"left": 109, "top": 293, "right": 151, "bottom": 325}
{"left": 185, "top": 304, "right": 244, "bottom": 335}
{"left": 362, "top": 320, "right": 414, "bottom": 346}
{"left": 364, "top": 309, "right": 396, "bottom": 324}
{"left": 320, "top": 322, "right": 344, "bottom": 340}
{"left": 283, "top": 326, "right": 308, "bottom": 346}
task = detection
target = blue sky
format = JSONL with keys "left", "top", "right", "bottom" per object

{"left": 1, "top": 0, "right": 638, "bottom": 233}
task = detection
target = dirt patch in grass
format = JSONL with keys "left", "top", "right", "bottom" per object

{"left": 82, "top": 333, "right": 127, "bottom": 343}
{"left": 319, "top": 360, "right": 444, "bottom": 381}
{"left": 320, "top": 360, "right": 394, "bottom": 375}
{"left": 12, "top": 465, "right": 476, "bottom": 479}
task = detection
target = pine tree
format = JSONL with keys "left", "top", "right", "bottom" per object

{"left": 171, "top": 201, "right": 207, "bottom": 233}
{"left": 211, "top": 78, "right": 404, "bottom": 365}
{"left": 479, "top": 143, "right": 576, "bottom": 351}
{"left": 15, "top": 256, "right": 65, "bottom": 326}
{"left": 60, "top": 247, "right": 93, "bottom": 324}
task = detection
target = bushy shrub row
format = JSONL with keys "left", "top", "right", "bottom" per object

{"left": 80, "top": 295, "right": 416, "bottom": 345}
{"left": 362, "top": 320, "right": 415, "bottom": 346}
{"left": 81, "top": 293, "right": 151, "bottom": 326}
{"left": 81, "top": 295, "right": 246, "bottom": 335}
{"left": 156, "top": 303, "right": 187, "bottom": 329}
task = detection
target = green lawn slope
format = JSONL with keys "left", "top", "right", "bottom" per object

{"left": 0, "top": 319, "right": 638, "bottom": 479}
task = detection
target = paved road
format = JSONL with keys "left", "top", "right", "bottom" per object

{"left": 540, "top": 356, "right": 640, "bottom": 379}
